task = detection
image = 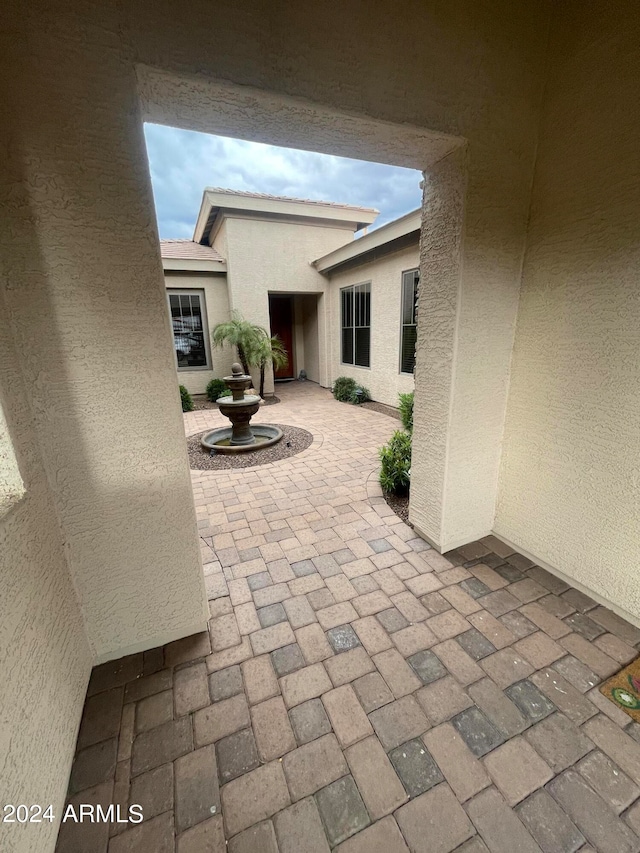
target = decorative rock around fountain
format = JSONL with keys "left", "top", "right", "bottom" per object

{"left": 201, "top": 363, "right": 283, "bottom": 454}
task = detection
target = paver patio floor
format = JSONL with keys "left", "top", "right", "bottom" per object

{"left": 57, "top": 382, "right": 640, "bottom": 852}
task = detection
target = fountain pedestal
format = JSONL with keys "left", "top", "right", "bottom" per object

{"left": 218, "top": 396, "right": 261, "bottom": 445}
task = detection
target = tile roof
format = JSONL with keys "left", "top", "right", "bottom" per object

{"left": 204, "top": 187, "right": 379, "bottom": 214}
{"left": 160, "top": 240, "right": 225, "bottom": 262}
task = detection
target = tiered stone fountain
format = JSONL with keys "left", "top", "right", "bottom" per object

{"left": 201, "top": 363, "right": 283, "bottom": 454}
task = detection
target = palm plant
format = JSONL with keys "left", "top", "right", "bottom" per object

{"left": 211, "top": 312, "right": 267, "bottom": 375}
{"left": 249, "top": 334, "right": 289, "bottom": 399}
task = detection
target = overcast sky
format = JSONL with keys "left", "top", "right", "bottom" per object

{"left": 144, "top": 124, "right": 423, "bottom": 240}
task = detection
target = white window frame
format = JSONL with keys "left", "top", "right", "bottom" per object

{"left": 167, "top": 288, "right": 212, "bottom": 371}
{"left": 340, "top": 282, "right": 371, "bottom": 369}
{"left": 399, "top": 268, "right": 419, "bottom": 375}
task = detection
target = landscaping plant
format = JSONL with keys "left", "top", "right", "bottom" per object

{"left": 399, "top": 391, "right": 414, "bottom": 431}
{"left": 350, "top": 384, "right": 371, "bottom": 404}
{"left": 206, "top": 378, "right": 231, "bottom": 402}
{"left": 332, "top": 376, "right": 371, "bottom": 405}
{"left": 379, "top": 429, "right": 412, "bottom": 495}
{"left": 179, "top": 385, "right": 194, "bottom": 412}
{"left": 332, "top": 376, "right": 357, "bottom": 402}
{"left": 212, "top": 313, "right": 289, "bottom": 398}
{"left": 211, "top": 312, "right": 268, "bottom": 376}
{"left": 249, "top": 334, "right": 289, "bottom": 399}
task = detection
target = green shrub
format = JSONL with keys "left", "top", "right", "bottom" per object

{"left": 399, "top": 391, "right": 414, "bottom": 431}
{"left": 206, "top": 378, "right": 231, "bottom": 402}
{"left": 379, "top": 430, "right": 412, "bottom": 495}
{"left": 333, "top": 377, "right": 372, "bottom": 405}
{"left": 332, "top": 376, "right": 357, "bottom": 402}
{"left": 180, "top": 385, "right": 194, "bottom": 412}
{"left": 350, "top": 384, "right": 371, "bottom": 404}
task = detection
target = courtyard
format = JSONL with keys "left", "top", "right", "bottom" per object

{"left": 56, "top": 383, "right": 640, "bottom": 853}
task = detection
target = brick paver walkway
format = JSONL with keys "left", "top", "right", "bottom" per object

{"left": 57, "top": 383, "right": 640, "bottom": 853}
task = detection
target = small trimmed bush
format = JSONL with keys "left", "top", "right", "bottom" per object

{"left": 332, "top": 376, "right": 357, "bottom": 402}
{"left": 333, "top": 377, "right": 372, "bottom": 405}
{"left": 206, "top": 378, "right": 231, "bottom": 402}
{"left": 350, "top": 384, "right": 371, "bottom": 404}
{"left": 180, "top": 385, "right": 194, "bottom": 412}
{"left": 379, "top": 430, "right": 412, "bottom": 495}
{"left": 399, "top": 391, "right": 414, "bottom": 431}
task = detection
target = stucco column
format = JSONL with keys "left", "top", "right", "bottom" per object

{"left": 3, "top": 42, "right": 208, "bottom": 663}
{"left": 316, "top": 292, "right": 330, "bottom": 388}
{"left": 409, "top": 150, "right": 467, "bottom": 549}
{"left": 411, "top": 141, "right": 528, "bottom": 553}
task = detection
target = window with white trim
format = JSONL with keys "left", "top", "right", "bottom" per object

{"left": 341, "top": 283, "right": 371, "bottom": 368}
{"left": 400, "top": 269, "right": 419, "bottom": 374}
{"left": 167, "top": 290, "right": 210, "bottom": 369}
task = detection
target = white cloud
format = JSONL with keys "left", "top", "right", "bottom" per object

{"left": 144, "top": 124, "right": 422, "bottom": 240}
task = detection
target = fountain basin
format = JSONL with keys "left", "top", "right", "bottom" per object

{"left": 216, "top": 394, "right": 261, "bottom": 444}
{"left": 201, "top": 424, "right": 283, "bottom": 454}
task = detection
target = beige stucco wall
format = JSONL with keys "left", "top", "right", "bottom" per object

{"left": 300, "top": 295, "right": 321, "bottom": 384}
{"left": 1, "top": 72, "right": 208, "bottom": 669}
{"left": 327, "top": 245, "right": 418, "bottom": 407}
{"left": 289, "top": 294, "right": 321, "bottom": 384}
{"left": 0, "top": 401, "right": 24, "bottom": 516}
{"left": 2, "top": 13, "right": 212, "bottom": 844}
{"left": 211, "top": 218, "right": 229, "bottom": 261}
{"left": 292, "top": 297, "right": 305, "bottom": 379}
{"left": 165, "top": 271, "right": 233, "bottom": 394}
{"left": 495, "top": 1, "right": 640, "bottom": 621}
{"left": 223, "top": 215, "right": 353, "bottom": 392}
{"left": 0, "top": 289, "right": 92, "bottom": 853}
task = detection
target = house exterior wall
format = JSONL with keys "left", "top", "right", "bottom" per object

{"left": 300, "top": 295, "right": 321, "bottom": 384}
{"left": 222, "top": 215, "right": 353, "bottom": 392}
{"left": 292, "top": 296, "right": 305, "bottom": 379}
{"left": 164, "top": 271, "right": 233, "bottom": 394}
{"left": 495, "top": 0, "right": 640, "bottom": 622}
{"left": 287, "top": 293, "right": 322, "bottom": 384}
{"left": 327, "top": 245, "right": 418, "bottom": 407}
{"left": 211, "top": 217, "right": 229, "bottom": 260}
{"left": 1, "top": 0, "right": 551, "bottom": 847}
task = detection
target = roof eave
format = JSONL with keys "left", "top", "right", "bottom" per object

{"left": 313, "top": 209, "right": 422, "bottom": 274}
{"left": 162, "top": 257, "right": 227, "bottom": 273}
{"left": 193, "top": 192, "right": 214, "bottom": 243}
{"left": 195, "top": 189, "right": 379, "bottom": 244}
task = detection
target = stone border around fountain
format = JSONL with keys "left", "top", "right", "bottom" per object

{"left": 200, "top": 424, "right": 283, "bottom": 454}
{"left": 187, "top": 424, "right": 315, "bottom": 471}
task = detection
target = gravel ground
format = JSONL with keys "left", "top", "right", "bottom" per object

{"left": 359, "top": 400, "right": 402, "bottom": 420}
{"left": 188, "top": 423, "right": 313, "bottom": 470}
{"left": 383, "top": 490, "right": 410, "bottom": 525}
{"left": 191, "top": 394, "right": 280, "bottom": 411}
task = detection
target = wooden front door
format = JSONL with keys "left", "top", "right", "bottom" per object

{"left": 269, "top": 295, "right": 294, "bottom": 379}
